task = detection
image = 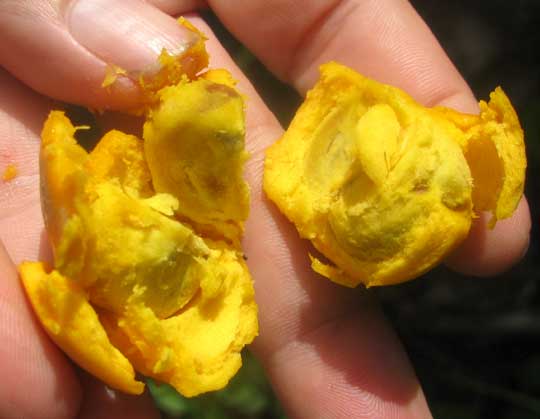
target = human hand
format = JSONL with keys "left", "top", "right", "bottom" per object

{"left": 0, "top": 1, "right": 531, "bottom": 418}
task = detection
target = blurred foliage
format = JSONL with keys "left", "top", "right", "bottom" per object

{"left": 150, "top": 3, "right": 539, "bottom": 419}
{"left": 147, "top": 350, "right": 285, "bottom": 419}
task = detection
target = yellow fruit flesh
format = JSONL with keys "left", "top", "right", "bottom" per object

{"left": 19, "top": 261, "right": 144, "bottom": 395}
{"left": 144, "top": 78, "right": 249, "bottom": 245}
{"left": 19, "top": 33, "right": 258, "bottom": 396}
{"left": 2, "top": 164, "right": 17, "bottom": 182}
{"left": 264, "top": 62, "right": 526, "bottom": 287}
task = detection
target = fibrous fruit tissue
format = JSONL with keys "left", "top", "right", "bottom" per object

{"left": 264, "top": 62, "right": 526, "bottom": 288}
{"left": 18, "top": 20, "right": 258, "bottom": 397}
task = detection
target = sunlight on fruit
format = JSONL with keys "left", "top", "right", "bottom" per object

{"left": 264, "top": 62, "right": 526, "bottom": 287}
{"left": 18, "top": 19, "right": 258, "bottom": 397}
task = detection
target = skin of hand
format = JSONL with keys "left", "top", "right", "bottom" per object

{"left": 0, "top": 1, "right": 531, "bottom": 418}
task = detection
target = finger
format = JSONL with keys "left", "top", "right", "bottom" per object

{"left": 0, "top": 0, "right": 202, "bottom": 110}
{"left": 77, "top": 371, "right": 160, "bottom": 419}
{"left": 243, "top": 200, "right": 431, "bottom": 418}
{"left": 206, "top": 0, "right": 476, "bottom": 110}
{"left": 183, "top": 15, "right": 432, "bottom": 418}
{"left": 0, "top": 241, "right": 81, "bottom": 419}
{"left": 205, "top": 0, "right": 530, "bottom": 276}
{"left": 446, "top": 197, "right": 531, "bottom": 277}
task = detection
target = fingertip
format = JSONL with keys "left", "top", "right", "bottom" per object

{"left": 446, "top": 197, "right": 531, "bottom": 277}
{"left": 0, "top": 5, "right": 139, "bottom": 110}
{"left": 0, "top": 0, "right": 200, "bottom": 111}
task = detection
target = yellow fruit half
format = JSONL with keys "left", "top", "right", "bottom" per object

{"left": 19, "top": 21, "right": 257, "bottom": 397}
{"left": 264, "top": 62, "right": 526, "bottom": 287}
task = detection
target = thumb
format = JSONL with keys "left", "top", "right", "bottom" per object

{"left": 0, "top": 0, "right": 200, "bottom": 110}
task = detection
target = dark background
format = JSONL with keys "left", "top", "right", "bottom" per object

{"left": 153, "top": 2, "right": 540, "bottom": 418}
{"left": 384, "top": 2, "right": 540, "bottom": 418}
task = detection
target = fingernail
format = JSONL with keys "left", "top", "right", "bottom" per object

{"left": 65, "top": 0, "right": 200, "bottom": 72}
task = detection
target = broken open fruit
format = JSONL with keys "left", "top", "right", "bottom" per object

{"left": 18, "top": 20, "right": 258, "bottom": 397}
{"left": 264, "top": 62, "right": 526, "bottom": 288}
